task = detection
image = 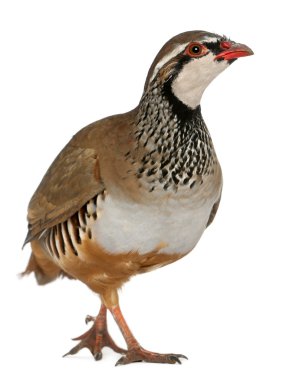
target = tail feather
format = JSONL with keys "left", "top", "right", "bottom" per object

{"left": 22, "top": 240, "right": 73, "bottom": 285}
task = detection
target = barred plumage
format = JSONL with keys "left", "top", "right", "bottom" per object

{"left": 43, "top": 193, "right": 102, "bottom": 260}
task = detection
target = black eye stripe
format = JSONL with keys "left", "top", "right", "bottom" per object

{"left": 204, "top": 39, "right": 234, "bottom": 55}
{"left": 204, "top": 41, "right": 222, "bottom": 55}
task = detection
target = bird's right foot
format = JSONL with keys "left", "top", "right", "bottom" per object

{"left": 115, "top": 346, "right": 188, "bottom": 365}
{"left": 63, "top": 306, "right": 126, "bottom": 360}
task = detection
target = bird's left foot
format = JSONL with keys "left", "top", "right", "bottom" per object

{"left": 115, "top": 346, "right": 187, "bottom": 365}
{"left": 63, "top": 307, "right": 126, "bottom": 360}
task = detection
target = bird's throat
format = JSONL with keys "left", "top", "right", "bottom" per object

{"left": 126, "top": 82, "right": 217, "bottom": 193}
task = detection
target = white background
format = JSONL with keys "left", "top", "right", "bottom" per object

{"left": 1, "top": 0, "right": 292, "bottom": 379}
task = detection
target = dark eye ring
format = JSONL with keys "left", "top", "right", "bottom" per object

{"left": 187, "top": 43, "right": 203, "bottom": 57}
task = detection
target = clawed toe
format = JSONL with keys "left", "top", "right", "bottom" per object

{"left": 94, "top": 352, "right": 103, "bottom": 361}
{"left": 85, "top": 315, "right": 95, "bottom": 324}
{"left": 63, "top": 343, "right": 84, "bottom": 358}
{"left": 168, "top": 354, "right": 188, "bottom": 364}
{"left": 63, "top": 305, "right": 188, "bottom": 366}
{"left": 169, "top": 355, "right": 181, "bottom": 364}
{"left": 63, "top": 307, "right": 126, "bottom": 360}
{"left": 115, "top": 348, "right": 188, "bottom": 366}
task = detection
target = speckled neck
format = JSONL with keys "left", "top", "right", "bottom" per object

{"left": 126, "top": 80, "right": 217, "bottom": 193}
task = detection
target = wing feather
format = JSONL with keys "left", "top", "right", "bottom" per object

{"left": 25, "top": 141, "right": 104, "bottom": 244}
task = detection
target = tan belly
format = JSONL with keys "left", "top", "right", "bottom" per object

{"left": 38, "top": 218, "right": 185, "bottom": 295}
{"left": 37, "top": 173, "right": 220, "bottom": 293}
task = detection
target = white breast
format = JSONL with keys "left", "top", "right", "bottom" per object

{"left": 91, "top": 186, "right": 220, "bottom": 255}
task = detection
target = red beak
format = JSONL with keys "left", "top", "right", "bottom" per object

{"left": 215, "top": 43, "right": 254, "bottom": 61}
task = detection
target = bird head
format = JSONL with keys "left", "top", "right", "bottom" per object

{"left": 144, "top": 31, "right": 253, "bottom": 110}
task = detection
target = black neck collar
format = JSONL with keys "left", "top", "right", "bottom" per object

{"left": 162, "top": 76, "right": 201, "bottom": 123}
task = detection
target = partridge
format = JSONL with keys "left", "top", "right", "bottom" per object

{"left": 23, "top": 30, "right": 253, "bottom": 365}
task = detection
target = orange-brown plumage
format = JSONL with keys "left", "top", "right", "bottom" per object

{"left": 23, "top": 30, "right": 253, "bottom": 365}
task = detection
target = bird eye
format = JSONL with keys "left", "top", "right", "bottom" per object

{"left": 186, "top": 43, "right": 204, "bottom": 57}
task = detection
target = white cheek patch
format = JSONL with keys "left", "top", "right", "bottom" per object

{"left": 171, "top": 54, "right": 228, "bottom": 109}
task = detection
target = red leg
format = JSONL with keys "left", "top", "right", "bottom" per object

{"left": 110, "top": 304, "right": 187, "bottom": 365}
{"left": 63, "top": 304, "right": 126, "bottom": 360}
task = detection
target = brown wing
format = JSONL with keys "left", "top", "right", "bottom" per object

{"left": 24, "top": 139, "right": 105, "bottom": 245}
{"left": 24, "top": 109, "right": 138, "bottom": 246}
